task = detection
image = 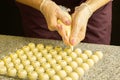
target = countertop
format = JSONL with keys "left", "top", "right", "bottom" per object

{"left": 0, "top": 34, "right": 120, "bottom": 80}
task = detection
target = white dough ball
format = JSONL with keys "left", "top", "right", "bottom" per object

{"left": 86, "top": 59, "right": 94, "bottom": 67}
{"left": 28, "top": 43, "right": 36, "bottom": 50}
{"left": 74, "top": 57, "right": 83, "bottom": 65}
{"left": 0, "top": 66, "right": 7, "bottom": 74}
{"left": 49, "top": 49, "right": 57, "bottom": 55}
{"left": 53, "top": 55, "right": 62, "bottom": 61}
{"left": 80, "top": 53, "right": 88, "bottom": 61}
{"left": 74, "top": 48, "right": 82, "bottom": 55}
{"left": 94, "top": 51, "right": 103, "bottom": 59}
{"left": 18, "top": 69, "right": 27, "bottom": 79}
{"left": 35, "top": 67, "right": 45, "bottom": 74}
{"left": 59, "top": 51, "right": 67, "bottom": 57}
{"left": 12, "top": 58, "right": 21, "bottom": 64}
{"left": 28, "top": 71, "right": 38, "bottom": 80}
{"left": 69, "top": 52, "right": 77, "bottom": 59}
{"left": 22, "top": 46, "right": 30, "bottom": 52}
{"left": 3, "top": 56, "right": 11, "bottom": 63}
{"left": 42, "top": 63, "right": 51, "bottom": 69}
{"left": 7, "top": 68, "right": 17, "bottom": 77}
{"left": 10, "top": 53, "right": 18, "bottom": 59}
{"left": 52, "top": 64, "right": 61, "bottom": 71}
{"left": 39, "top": 73, "right": 49, "bottom": 80}
{"left": 75, "top": 67, "right": 84, "bottom": 76}
{"left": 38, "top": 57, "right": 46, "bottom": 63}
{"left": 63, "top": 77, "right": 72, "bottom": 80}
{"left": 51, "top": 75, "right": 61, "bottom": 80}
{"left": 57, "top": 70, "right": 67, "bottom": 78}
{"left": 37, "top": 43, "right": 44, "bottom": 50}
{"left": 69, "top": 61, "right": 78, "bottom": 69}
{"left": 46, "top": 68, "right": 55, "bottom": 77}
{"left": 25, "top": 65, "right": 34, "bottom": 72}
{"left": 48, "top": 59, "right": 56, "bottom": 65}
{"left": 55, "top": 46, "right": 62, "bottom": 52}
{"left": 84, "top": 50, "right": 93, "bottom": 57}
{"left": 0, "top": 60, "right": 4, "bottom": 66}
{"left": 90, "top": 55, "right": 99, "bottom": 63}
{"left": 81, "top": 63, "right": 89, "bottom": 71}
{"left": 31, "top": 61, "right": 40, "bottom": 68}
{"left": 45, "top": 45, "right": 53, "bottom": 51}
{"left": 63, "top": 65, "right": 73, "bottom": 73}
{"left": 69, "top": 72, "right": 79, "bottom": 80}
{"left": 63, "top": 56, "right": 72, "bottom": 63}
{"left": 22, "top": 60, "right": 30, "bottom": 66}
{"left": 15, "top": 64, "right": 24, "bottom": 70}
{"left": 58, "top": 60, "right": 67, "bottom": 67}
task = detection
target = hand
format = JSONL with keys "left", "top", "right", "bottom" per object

{"left": 70, "top": 3, "right": 93, "bottom": 46}
{"left": 40, "top": 0, "right": 71, "bottom": 45}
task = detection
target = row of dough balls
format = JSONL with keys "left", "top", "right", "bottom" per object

{"left": 0, "top": 43, "right": 103, "bottom": 80}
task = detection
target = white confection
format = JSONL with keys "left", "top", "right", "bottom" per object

{"left": 52, "top": 64, "right": 61, "bottom": 71}
{"left": 10, "top": 53, "right": 18, "bottom": 59}
{"left": 19, "top": 54, "right": 27, "bottom": 60}
{"left": 37, "top": 43, "right": 44, "bottom": 50}
{"left": 81, "top": 63, "right": 89, "bottom": 71}
{"left": 44, "top": 54, "right": 52, "bottom": 60}
{"left": 74, "top": 48, "right": 82, "bottom": 55}
{"left": 54, "top": 55, "right": 62, "bottom": 61}
{"left": 57, "top": 70, "right": 67, "bottom": 78}
{"left": 32, "top": 48, "right": 38, "bottom": 53}
{"left": 35, "top": 67, "right": 44, "bottom": 74}
{"left": 16, "top": 49, "right": 24, "bottom": 56}
{"left": 42, "top": 63, "right": 51, "bottom": 69}
{"left": 74, "top": 57, "right": 83, "bottom": 65}
{"left": 59, "top": 51, "right": 67, "bottom": 57}
{"left": 0, "top": 66, "right": 7, "bottom": 74}
{"left": 28, "top": 55, "right": 36, "bottom": 61}
{"left": 28, "top": 43, "right": 35, "bottom": 50}
{"left": 49, "top": 49, "right": 57, "bottom": 55}
{"left": 51, "top": 75, "right": 61, "bottom": 80}
{"left": 94, "top": 51, "right": 103, "bottom": 59}
{"left": 64, "top": 47, "right": 72, "bottom": 54}
{"left": 22, "top": 60, "right": 30, "bottom": 66}
{"left": 22, "top": 46, "right": 30, "bottom": 52}
{"left": 75, "top": 67, "right": 84, "bottom": 76}
{"left": 69, "top": 52, "right": 77, "bottom": 59}
{"left": 6, "top": 62, "right": 14, "bottom": 68}
{"left": 90, "top": 55, "right": 99, "bottom": 63}
{"left": 69, "top": 61, "right": 78, "bottom": 69}
{"left": 46, "top": 68, "right": 55, "bottom": 77}
{"left": 31, "top": 61, "right": 40, "bottom": 68}
{"left": 84, "top": 50, "right": 93, "bottom": 57}
{"left": 18, "top": 69, "right": 27, "bottom": 79}
{"left": 63, "top": 56, "right": 72, "bottom": 63}
{"left": 25, "top": 65, "right": 34, "bottom": 72}
{"left": 58, "top": 60, "right": 67, "bottom": 67}
{"left": 39, "top": 73, "right": 49, "bottom": 80}
{"left": 86, "top": 59, "right": 94, "bottom": 67}
{"left": 48, "top": 59, "right": 56, "bottom": 65}
{"left": 80, "top": 54, "right": 88, "bottom": 61}
{"left": 63, "top": 77, "right": 72, "bottom": 80}
{"left": 34, "top": 52, "right": 42, "bottom": 58}
{"left": 13, "top": 58, "right": 21, "bottom": 64}
{"left": 38, "top": 57, "right": 46, "bottom": 63}
{"left": 45, "top": 45, "right": 53, "bottom": 51}
{"left": 28, "top": 71, "right": 38, "bottom": 80}
{"left": 8, "top": 68, "right": 17, "bottom": 77}
{"left": 69, "top": 72, "right": 79, "bottom": 80}
{"left": 40, "top": 49, "right": 48, "bottom": 54}
{"left": 55, "top": 46, "right": 62, "bottom": 52}
{"left": 15, "top": 64, "right": 24, "bottom": 70}
{"left": 63, "top": 65, "right": 73, "bottom": 73}
{"left": 3, "top": 56, "right": 11, "bottom": 63}
{"left": 0, "top": 60, "right": 4, "bottom": 66}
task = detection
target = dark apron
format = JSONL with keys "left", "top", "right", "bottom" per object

{"left": 16, "top": 0, "right": 112, "bottom": 45}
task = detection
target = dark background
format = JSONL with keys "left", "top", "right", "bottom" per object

{"left": 0, "top": 0, "right": 120, "bottom": 46}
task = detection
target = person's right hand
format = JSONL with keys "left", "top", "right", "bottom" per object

{"left": 40, "top": 0, "right": 71, "bottom": 45}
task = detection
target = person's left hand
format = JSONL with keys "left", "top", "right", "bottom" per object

{"left": 70, "top": 3, "right": 93, "bottom": 46}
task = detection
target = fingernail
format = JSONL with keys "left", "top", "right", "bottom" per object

{"left": 71, "top": 39, "right": 75, "bottom": 45}
{"left": 65, "top": 20, "right": 71, "bottom": 25}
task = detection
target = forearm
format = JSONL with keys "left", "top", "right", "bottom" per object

{"left": 85, "top": 0, "right": 111, "bottom": 13}
{"left": 16, "top": 0, "right": 43, "bottom": 10}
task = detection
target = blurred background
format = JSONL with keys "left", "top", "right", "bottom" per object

{"left": 0, "top": 0, "right": 120, "bottom": 46}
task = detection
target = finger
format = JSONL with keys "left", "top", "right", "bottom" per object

{"left": 47, "top": 15, "right": 58, "bottom": 31}
{"left": 56, "top": 24, "right": 70, "bottom": 46}
{"left": 57, "top": 9, "right": 71, "bottom": 25}
{"left": 70, "top": 15, "right": 83, "bottom": 46}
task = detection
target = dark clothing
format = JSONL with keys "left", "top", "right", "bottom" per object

{"left": 16, "top": 0, "right": 112, "bottom": 45}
